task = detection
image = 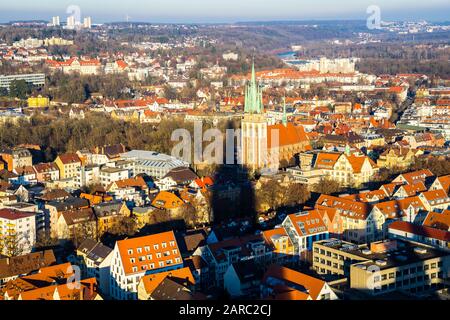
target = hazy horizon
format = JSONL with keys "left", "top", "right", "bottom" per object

{"left": 1, "top": 0, "right": 449, "bottom": 24}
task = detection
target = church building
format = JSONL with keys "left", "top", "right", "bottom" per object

{"left": 241, "top": 63, "right": 311, "bottom": 171}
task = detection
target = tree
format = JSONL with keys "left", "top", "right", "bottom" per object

{"left": 163, "top": 85, "right": 178, "bottom": 101}
{"left": 283, "top": 183, "right": 311, "bottom": 208}
{"left": 0, "top": 87, "right": 8, "bottom": 97}
{"left": 179, "top": 203, "right": 199, "bottom": 227}
{"left": 312, "top": 178, "right": 344, "bottom": 195}
{"left": 256, "top": 180, "right": 282, "bottom": 212}
{"left": 0, "top": 233, "right": 25, "bottom": 257}
{"left": 9, "top": 79, "right": 31, "bottom": 99}
{"left": 409, "top": 157, "right": 450, "bottom": 177}
{"left": 72, "top": 221, "right": 97, "bottom": 247}
{"left": 107, "top": 216, "right": 139, "bottom": 237}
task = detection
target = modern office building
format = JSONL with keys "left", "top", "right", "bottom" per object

{"left": 0, "top": 74, "right": 45, "bottom": 89}
{"left": 313, "top": 238, "right": 450, "bottom": 296}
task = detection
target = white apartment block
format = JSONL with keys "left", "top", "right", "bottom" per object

{"left": 0, "top": 209, "right": 36, "bottom": 256}
{"left": 109, "top": 231, "right": 183, "bottom": 300}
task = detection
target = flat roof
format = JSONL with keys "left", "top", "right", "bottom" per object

{"left": 317, "top": 239, "right": 449, "bottom": 271}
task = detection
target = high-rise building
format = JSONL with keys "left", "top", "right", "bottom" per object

{"left": 83, "top": 17, "right": 92, "bottom": 29}
{"left": 51, "top": 16, "right": 60, "bottom": 26}
{"left": 66, "top": 16, "right": 76, "bottom": 29}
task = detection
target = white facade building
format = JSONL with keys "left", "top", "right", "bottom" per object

{"left": 0, "top": 209, "right": 36, "bottom": 256}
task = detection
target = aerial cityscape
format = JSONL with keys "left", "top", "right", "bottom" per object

{"left": 0, "top": 0, "right": 449, "bottom": 306}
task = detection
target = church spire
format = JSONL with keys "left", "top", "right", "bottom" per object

{"left": 251, "top": 60, "right": 256, "bottom": 88}
{"left": 244, "top": 60, "right": 264, "bottom": 114}
{"left": 282, "top": 97, "right": 287, "bottom": 127}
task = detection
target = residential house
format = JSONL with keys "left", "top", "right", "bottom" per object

{"left": 75, "top": 239, "right": 113, "bottom": 298}
{"left": 33, "top": 162, "right": 60, "bottom": 182}
{"left": 54, "top": 153, "right": 82, "bottom": 180}
{"left": 193, "top": 234, "right": 272, "bottom": 287}
{"left": 93, "top": 201, "right": 131, "bottom": 237}
{"left": 151, "top": 191, "right": 184, "bottom": 211}
{"left": 156, "top": 167, "right": 198, "bottom": 191}
{"left": 422, "top": 210, "right": 450, "bottom": 231}
{"left": 393, "top": 182, "right": 427, "bottom": 199}
{"left": 88, "top": 144, "right": 127, "bottom": 166}
{"left": 12, "top": 166, "right": 37, "bottom": 185}
{"left": 224, "top": 260, "right": 264, "bottom": 298}
{"left": 99, "top": 167, "right": 130, "bottom": 187}
{"left": 312, "top": 152, "right": 379, "bottom": 187}
{"left": 392, "top": 169, "right": 435, "bottom": 186}
{"left": 261, "top": 265, "right": 339, "bottom": 300}
{"left": 315, "top": 195, "right": 373, "bottom": 244}
{"left": 184, "top": 255, "right": 210, "bottom": 291}
{"left": 0, "top": 250, "right": 55, "bottom": 287}
{"left": 46, "top": 197, "right": 90, "bottom": 238}
{"left": 262, "top": 228, "right": 296, "bottom": 265}
{"left": 137, "top": 267, "right": 195, "bottom": 300}
{"left": 281, "top": 210, "right": 329, "bottom": 261}
{"left": 430, "top": 175, "right": 450, "bottom": 194}
{"left": 109, "top": 231, "right": 183, "bottom": 300}
{"left": 55, "top": 208, "right": 97, "bottom": 241}
{"left": 0, "top": 148, "right": 33, "bottom": 172}
{"left": 377, "top": 148, "right": 423, "bottom": 170}
{"left": 419, "top": 190, "right": 450, "bottom": 212}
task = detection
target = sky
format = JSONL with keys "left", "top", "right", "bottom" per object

{"left": 1, "top": 0, "right": 449, "bottom": 23}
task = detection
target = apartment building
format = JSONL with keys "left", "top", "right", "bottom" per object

{"left": 109, "top": 231, "right": 183, "bottom": 300}
{"left": 0, "top": 148, "right": 33, "bottom": 172}
{"left": 54, "top": 153, "right": 82, "bottom": 180}
{"left": 193, "top": 234, "right": 272, "bottom": 287}
{"left": 99, "top": 167, "right": 130, "bottom": 187}
{"left": 75, "top": 239, "right": 113, "bottom": 298}
{"left": 281, "top": 210, "right": 329, "bottom": 261}
{"left": 0, "top": 209, "right": 36, "bottom": 256}
{"left": 33, "top": 162, "right": 60, "bottom": 182}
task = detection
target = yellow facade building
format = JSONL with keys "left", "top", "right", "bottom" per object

{"left": 27, "top": 96, "right": 50, "bottom": 108}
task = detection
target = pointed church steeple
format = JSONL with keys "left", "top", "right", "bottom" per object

{"left": 244, "top": 60, "right": 264, "bottom": 114}
{"left": 282, "top": 97, "right": 288, "bottom": 127}
{"left": 251, "top": 60, "right": 257, "bottom": 88}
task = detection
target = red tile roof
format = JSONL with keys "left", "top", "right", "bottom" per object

{"left": 389, "top": 221, "right": 450, "bottom": 242}
{"left": 116, "top": 231, "right": 182, "bottom": 276}
{"left": 0, "top": 209, "right": 34, "bottom": 220}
